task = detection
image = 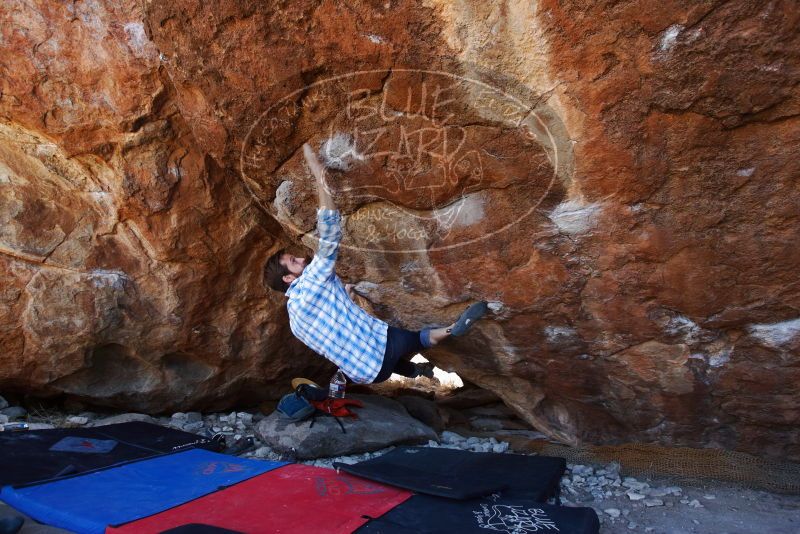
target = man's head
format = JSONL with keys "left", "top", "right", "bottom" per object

{"left": 263, "top": 248, "right": 309, "bottom": 293}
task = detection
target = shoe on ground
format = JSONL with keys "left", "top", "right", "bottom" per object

{"left": 223, "top": 436, "right": 255, "bottom": 456}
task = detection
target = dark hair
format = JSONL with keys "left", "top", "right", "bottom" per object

{"left": 264, "top": 248, "right": 291, "bottom": 293}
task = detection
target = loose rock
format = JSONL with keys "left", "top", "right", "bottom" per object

{"left": 185, "top": 412, "right": 203, "bottom": 423}
{"left": 182, "top": 421, "right": 204, "bottom": 433}
{"left": 66, "top": 416, "right": 89, "bottom": 425}
{"left": 0, "top": 407, "right": 27, "bottom": 419}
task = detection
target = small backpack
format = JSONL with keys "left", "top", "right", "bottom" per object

{"left": 296, "top": 382, "right": 328, "bottom": 402}
{"left": 276, "top": 391, "right": 315, "bottom": 422}
{"left": 276, "top": 385, "right": 348, "bottom": 434}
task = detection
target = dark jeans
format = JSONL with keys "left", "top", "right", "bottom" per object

{"left": 373, "top": 325, "right": 433, "bottom": 383}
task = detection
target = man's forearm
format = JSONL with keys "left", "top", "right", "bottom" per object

{"left": 317, "top": 177, "right": 335, "bottom": 210}
{"left": 303, "top": 143, "right": 336, "bottom": 211}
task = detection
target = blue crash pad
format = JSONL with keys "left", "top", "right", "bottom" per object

{"left": 0, "top": 449, "right": 286, "bottom": 534}
{"left": 0, "top": 421, "right": 218, "bottom": 487}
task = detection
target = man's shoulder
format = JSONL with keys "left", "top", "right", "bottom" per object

{"left": 285, "top": 290, "right": 308, "bottom": 323}
{"left": 285, "top": 280, "right": 306, "bottom": 306}
{"left": 286, "top": 270, "right": 335, "bottom": 300}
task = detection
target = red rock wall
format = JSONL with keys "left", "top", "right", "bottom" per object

{"left": 0, "top": 0, "right": 332, "bottom": 411}
{"left": 1, "top": 0, "right": 798, "bottom": 459}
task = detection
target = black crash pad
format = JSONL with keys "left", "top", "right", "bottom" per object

{"left": 357, "top": 494, "right": 600, "bottom": 534}
{"left": 0, "top": 422, "right": 214, "bottom": 487}
{"left": 334, "top": 446, "right": 565, "bottom": 501}
{"left": 160, "top": 526, "right": 245, "bottom": 534}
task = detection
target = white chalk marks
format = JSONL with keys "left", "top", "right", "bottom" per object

{"left": 548, "top": 199, "right": 602, "bottom": 235}
{"left": 748, "top": 317, "right": 800, "bottom": 349}
{"left": 240, "top": 68, "right": 571, "bottom": 254}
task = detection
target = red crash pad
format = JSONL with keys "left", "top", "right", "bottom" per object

{"left": 108, "top": 464, "right": 412, "bottom": 534}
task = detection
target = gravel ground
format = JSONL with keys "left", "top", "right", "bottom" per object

{"left": 558, "top": 463, "right": 800, "bottom": 534}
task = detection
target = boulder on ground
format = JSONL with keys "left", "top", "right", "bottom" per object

{"left": 436, "top": 388, "right": 502, "bottom": 410}
{"left": 437, "top": 406, "right": 470, "bottom": 429}
{"left": 463, "top": 403, "right": 519, "bottom": 419}
{"left": 66, "top": 416, "right": 89, "bottom": 426}
{"left": 255, "top": 395, "right": 437, "bottom": 460}
{"left": 0, "top": 407, "right": 27, "bottom": 420}
{"left": 396, "top": 395, "right": 444, "bottom": 433}
{"left": 469, "top": 417, "right": 530, "bottom": 432}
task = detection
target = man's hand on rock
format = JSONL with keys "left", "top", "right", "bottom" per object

{"left": 344, "top": 283, "right": 357, "bottom": 301}
{"left": 303, "top": 142, "right": 336, "bottom": 210}
{"left": 302, "top": 143, "right": 326, "bottom": 183}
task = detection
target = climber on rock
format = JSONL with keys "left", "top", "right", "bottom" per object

{"left": 263, "top": 142, "right": 488, "bottom": 385}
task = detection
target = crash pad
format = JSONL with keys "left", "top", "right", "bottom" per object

{"left": 158, "top": 526, "right": 244, "bottom": 534}
{"left": 0, "top": 422, "right": 215, "bottom": 487}
{"left": 108, "top": 464, "right": 412, "bottom": 534}
{"left": 334, "top": 446, "right": 565, "bottom": 501}
{"left": 356, "top": 494, "right": 600, "bottom": 534}
{"left": 0, "top": 449, "right": 285, "bottom": 534}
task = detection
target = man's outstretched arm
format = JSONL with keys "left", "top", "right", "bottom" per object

{"left": 301, "top": 143, "right": 342, "bottom": 283}
{"left": 304, "top": 143, "right": 335, "bottom": 210}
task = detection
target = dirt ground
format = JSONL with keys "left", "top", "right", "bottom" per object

{"left": 565, "top": 473, "right": 800, "bottom": 534}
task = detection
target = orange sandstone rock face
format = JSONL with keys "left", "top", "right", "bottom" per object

{"left": 0, "top": 0, "right": 332, "bottom": 411}
{"left": 1, "top": 0, "right": 799, "bottom": 459}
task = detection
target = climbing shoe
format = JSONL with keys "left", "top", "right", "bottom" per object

{"left": 449, "top": 301, "right": 488, "bottom": 336}
{"left": 414, "top": 362, "right": 435, "bottom": 379}
{"left": 223, "top": 436, "right": 255, "bottom": 456}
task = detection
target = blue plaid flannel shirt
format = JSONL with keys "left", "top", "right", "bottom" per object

{"left": 285, "top": 208, "right": 389, "bottom": 383}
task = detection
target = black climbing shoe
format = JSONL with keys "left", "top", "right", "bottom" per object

{"left": 209, "top": 432, "right": 227, "bottom": 452}
{"left": 414, "top": 362, "right": 435, "bottom": 379}
{"left": 223, "top": 436, "right": 255, "bottom": 456}
{"left": 449, "top": 301, "right": 488, "bottom": 336}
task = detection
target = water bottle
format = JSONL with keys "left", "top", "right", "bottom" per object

{"left": 329, "top": 369, "right": 346, "bottom": 399}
